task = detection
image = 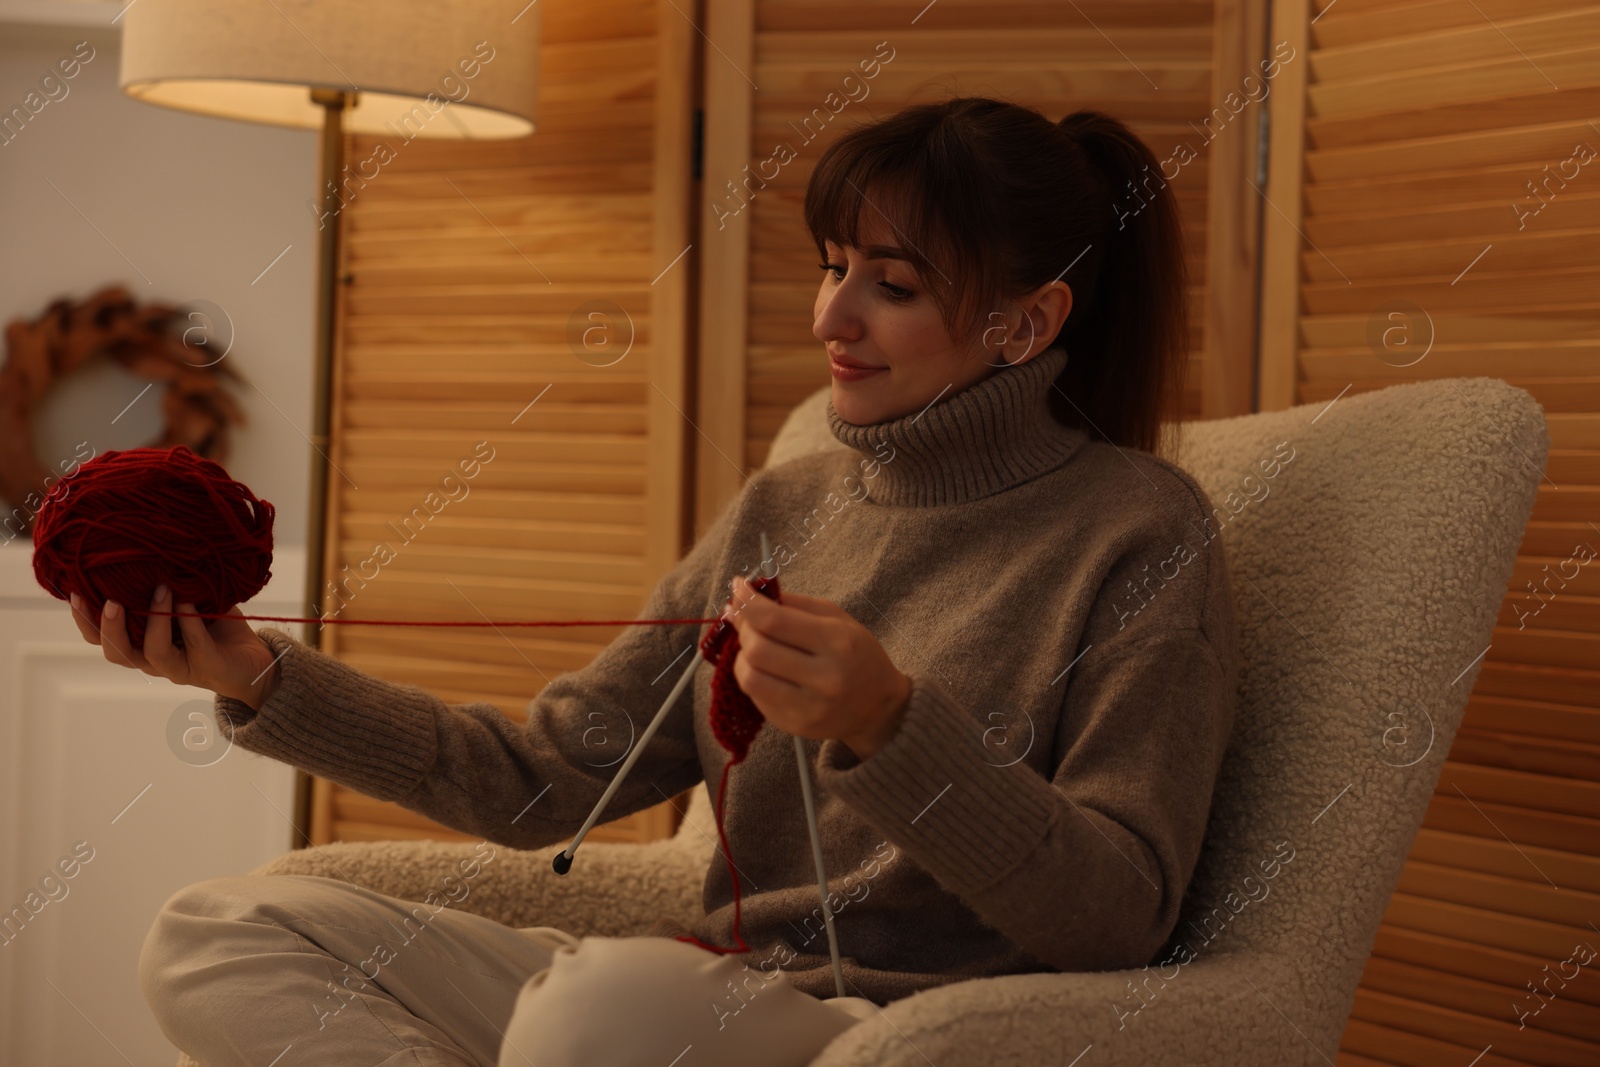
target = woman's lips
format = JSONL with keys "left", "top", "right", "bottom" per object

{"left": 829, "top": 352, "right": 886, "bottom": 381}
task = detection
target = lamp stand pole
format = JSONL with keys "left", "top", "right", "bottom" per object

{"left": 291, "top": 86, "right": 353, "bottom": 845}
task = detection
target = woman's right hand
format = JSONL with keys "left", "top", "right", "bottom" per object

{"left": 68, "top": 584, "right": 282, "bottom": 710}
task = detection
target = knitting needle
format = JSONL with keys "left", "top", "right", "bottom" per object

{"left": 796, "top": 737, "right": 846, "bottom": 998}
{"left": 761, "top": 530, "right": 848, "bottom": 1000}
{"left": 553, "top": 532, "right": 849, "bottom": 998}
{"left": 552, "top": 644, "right": 701, "bottom": 874}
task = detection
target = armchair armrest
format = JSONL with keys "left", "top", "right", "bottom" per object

{"left": 812, "top": 952, "right": 1319, "bottom": 1067}
{"left": 247, "top": 834, "right": 707, "bottom": 938}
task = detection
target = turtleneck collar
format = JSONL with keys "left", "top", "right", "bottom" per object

{"left": 826, "top": 344, "right": 1086, "bottom": 507}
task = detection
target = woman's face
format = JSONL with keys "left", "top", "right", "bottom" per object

{"left": 814, "top": 213, "right": 1070, "bottom": 425}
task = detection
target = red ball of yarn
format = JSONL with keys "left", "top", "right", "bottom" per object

{"left": 31, "top": 445, "right": 275, "bottom": 649}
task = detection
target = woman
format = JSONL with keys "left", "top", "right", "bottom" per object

{"left": 73, "top": 96, "right": 1238, "bottom": 1067}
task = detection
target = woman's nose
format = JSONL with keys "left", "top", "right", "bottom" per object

{"left": 813, "top": 283, "right": 862, "bottom": 344}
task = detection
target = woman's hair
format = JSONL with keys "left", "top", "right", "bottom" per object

{"left": 803, "top": 96, "right": 1189, "bottom": 455}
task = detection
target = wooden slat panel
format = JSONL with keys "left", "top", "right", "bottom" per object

{"left": 337, "top": 636, "right": 610, "bottom": 676}
{"left": 755, "top": 0, "right": 1218, "bottom": 33}
{"left": 1307, "top": 0, "right": 1582, "bottom": 49}
{"left": 1332, "top": 1054, "right": 1402, "bottom": 1067}
{"left": 1442, "top": 757, "right": 1600, "bottom": 825}
{"left": 1263, "top": 4, "right": 1600, "bottom": 1062}
{"left": 343, "top": 400, "right": 648, "bottom": 435}
{"left": 1394, "top": 860, "right": 1600, "bottom": 928}
{"left": 1349, "top": 988, "right": 1592, "bottom": 1067}
{"left": 1451, "top": 727, "right": 1600, "bottom": 780}
{"left": 695, "top": 0, "right": 1260, "bottom": 531}
{"left": 307, "top": 0, "right": 695, "bottom": 850}
{"left": 1371, "top": 924, "right": 1599, "bottom": 1006}
{"left": 338, "top": 488, "right": 646, "bottom": 526}
{"left": 1309, "top": 0, "right": 1600, "bottom": 98}
{"left": 1340, "top": 1016, "right": 1543, "bottom": 1067}
{"left": 328, "top": 574, "right": 650, "bottom": 624}
{"left": 1361, "top": 955, "right": 1600, "bottom": 1043}
{"left": 339, "top": 459, "right": 645, "bottom": 496}
{"left": 341, "top": 516, "right": 645, "bottom": 557}
{"left": 1308, "top": 48, "right": 1600, "bottom": 125}
{"left": 1463, "top": 695, "right": 1600, "bottom": 745}
{"left": 333, "top": 541, "right": 649, "bottom": 587}
{"left": 1381, "top": 894, "right": 1596, "bottom": 973}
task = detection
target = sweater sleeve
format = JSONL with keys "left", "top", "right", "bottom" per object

{"left": 212, "top": 495, "right": 742, "bottom": 851}
{"left": 813, "top": 620, "right": 1238, "bottom": 974}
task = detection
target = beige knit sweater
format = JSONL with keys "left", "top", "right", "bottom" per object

{"left": 215, "top": 343, "right": 1240, "bottom": 1006}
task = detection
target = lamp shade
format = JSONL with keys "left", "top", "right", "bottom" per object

{"left": 119, "top": 0, "right": 539, "bottom": 138}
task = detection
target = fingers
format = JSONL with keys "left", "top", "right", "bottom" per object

{"left": 726, "top": 576, "right": 835, "bottom": 652}
{"left": 733, "top": 650, "right": 806, "bottom": 707}
{"left": 207, "top": 606, "right": 253, "bottom": 644}
{"left": 97, "top": 597, "right": 151, "bottom": 673}
{"left": 724, "top": 575, "right": 849, "bottom": 620}
{"left": 771, "top": 589, "right": 852, "bottom": 619}
{"left": 68, "top": 592, "right": 102, "bottom": 646}
{"left": 736, "top": 621, "right": 819, "bottom": 687}
{"left": 174, "top": 600, "right": 217, "bottom": 660}
{"left": 142, "top": 585, "right": 187, "bottom": 682}
{"left": 723, "top": 574, "right": 766, "bottom": 614}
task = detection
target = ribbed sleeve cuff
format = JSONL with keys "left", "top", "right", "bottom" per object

{"left": 214, "top": 627, "right": 437, "bottom": 801}
{"left": 813, "top": 672, "right": 1059, "bottom": 898}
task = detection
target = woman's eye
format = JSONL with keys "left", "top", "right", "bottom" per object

{"left": 817, "top": 260, "right": 914, "bottom": 302}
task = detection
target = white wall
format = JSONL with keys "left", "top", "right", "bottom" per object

{"left": 0, "top": 5, "right": 317, "bottom": 551}
{"left": 0, "top": 546, "right": 306, "bottom": 1067}
{"left": 1, "top": 4, "right": 317, "bottom": 1063}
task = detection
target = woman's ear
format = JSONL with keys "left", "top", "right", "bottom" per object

{"left": 994, "top": 281, "right": 1073, "bottom": 367}
{"left": 1023, "top": 281, "right": 1073, "bottom": 360}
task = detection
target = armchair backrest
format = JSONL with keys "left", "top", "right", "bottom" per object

{"left": 676, "top": 377, "right": 1546, "bottom": 1053}
{"left": 1156, "top": 377, "right": 1542, "bottom": 1043}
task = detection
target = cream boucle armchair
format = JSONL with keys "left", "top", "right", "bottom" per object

{"left": 176, "top": 376, "right": 1545, "bottom": 1066}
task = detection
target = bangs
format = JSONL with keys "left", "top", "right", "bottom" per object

{"left": 803, "top": 130, "right": 998, "bottom": 345}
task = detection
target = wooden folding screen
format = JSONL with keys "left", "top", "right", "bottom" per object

{"left": 307, "top": 0, "right": 698, "bottom": 846}
{"left": 692, "top": 0, "right": 1267, "bottom": 533}
{"left": 1261, "top": 1, "right": 1600, "bottom": 1063}
{"left": 306, "top": 0, "right": 1596, "bottom": 1057}
{"left": 312, "top": 0, "right": 1267, "bottom": 837}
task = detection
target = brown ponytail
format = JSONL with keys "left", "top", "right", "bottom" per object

{"left": 1051, "top": 110, "right": 1191, "bottom": 455}
{"left": 804, "top": 97, "right": 1190, "bottom": 455}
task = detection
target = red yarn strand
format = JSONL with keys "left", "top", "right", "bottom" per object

{"left": 144, "top": 609, "right": 725, "bottom": 628}
{"left": 672, "top": 760, "right": 751, "bottom": 956}
{"left": 32, "top": 447, "right": 725, "bottom": 637}
{"left": 36, "top": 444, "right": 789, "bottom": 962}
{"left": 672, "top": 572, "right": 781, "bottom": 956}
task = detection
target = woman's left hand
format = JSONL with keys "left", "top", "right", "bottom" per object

{"left": 722, "top": 575, "right": 912, "bottom": 760}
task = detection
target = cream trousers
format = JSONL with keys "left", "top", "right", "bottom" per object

{"left": 137, "top": 873, "right": 876, "bottom": 1067}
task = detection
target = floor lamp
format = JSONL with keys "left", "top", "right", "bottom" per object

{"left": 117, "top": 0, "right": 539, "bottom": 841}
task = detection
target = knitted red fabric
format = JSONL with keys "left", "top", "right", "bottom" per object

{"left": 698, "top": 575, "right": 779, "bottom": 762}
{"left": 673, "top": 572, "right": 781, "bottom": 956}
